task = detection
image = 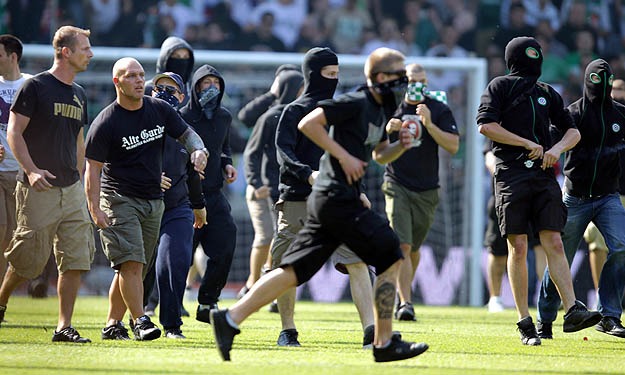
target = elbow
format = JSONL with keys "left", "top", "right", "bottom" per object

{"left": 449, "top": 143, "right": 460, "bottom": 155}
{"left": 478, "top": 124, "right": 489, "bottom": 137}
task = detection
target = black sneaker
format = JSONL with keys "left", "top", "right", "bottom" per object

{"left": 210, "top": 309, "right": 241, "bottom": 361}
{"left": 52, "top": 326, "right": 91, "bottom": 343}
{"left": 595, "top": 316, "right": 625, "bottom": 338}
{"left": 197, "top": 303, "right": 218, "bottom": 324}
{"left": 101, "top": 321, "right": 130, "bottom": 340}
{"left": 517, "top": 316, "right": 541, "bottom": 346}
{"left": 373, "top": 335, "right": 428, "bottom": 362}
{"left": 395, "top": 302, "right": 416, "bottom": 321}
{"left": 132, "top": 315, "right": 161, "bottom": 341}
{"left": 0, "top": 305, "right": 6, "bottom": 327}
{"left": 28, "top": 279, "right": 48, "bottom": 298}
{"left": 165, "top": 327, "right": 186, "bottom": 339}
{"left": 537, "top": 321, "right": 553, "bottom": 339}
{"left": 363, "top": 325, "right": 402, "bottom": 349}
{"left": 562, "top": 300, "right": 602, "bottom": 332}
{"left": 277, "top": 328, "right": 301, "bottom": 347}
{"left": 268, "top": 301, "right": 279, "bottom": 313}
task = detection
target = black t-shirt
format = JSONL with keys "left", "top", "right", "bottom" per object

{"left": 10, "top": 71, "right": 87, "bottom": 187}
{"left": 476, "top": 76, "right": 575, "bottom": 168}
{"left": 85, "top": 96, "right": 188, "bottom": 199}
{"left": 385, "top": 98, "right": 458, "bottom": 192}
{"left": 315, "top": 89, "right": 387, "bottom": 198}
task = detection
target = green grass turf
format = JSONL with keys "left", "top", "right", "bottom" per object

{"left": 0, "top": 296, "right": 622, "bottom": 374}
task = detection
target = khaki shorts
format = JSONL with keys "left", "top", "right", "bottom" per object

{"left": 245, "top": 185, "right": 276, "bottom": 247}
{"left": 270, "top": 199, "right": 362, "bottom": 271}
{"left": 584, "top": 195, "right": 625, "bottom": 252}
{"left": 383, "top": 181, "right": 439, "bottom": 250}
{"left": 0, "top": 170, "right": 17, "bottom": 245}
{"left": 5, "top": 181, "right": 95, "bottom": 279}
{"left": 98, "top": 191, "right": 164, "bottom": 277}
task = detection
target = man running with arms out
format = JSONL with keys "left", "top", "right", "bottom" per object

{"left": 210, "top": 47, "right": 428, "bottom": 363}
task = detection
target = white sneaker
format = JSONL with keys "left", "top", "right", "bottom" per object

{"left": 487, "top": 296, "right": 505, "bottom": 313}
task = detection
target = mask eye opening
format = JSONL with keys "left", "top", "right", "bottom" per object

{"left": 589, "top": 72, "right": 602, "bottom": 84}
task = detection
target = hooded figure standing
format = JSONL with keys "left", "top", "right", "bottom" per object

{"left": 477, "top": 36, "right": 601, "bottom": 346}
{"left": 144, "top": 36, "right": 195, "bottom": 105}
{"left": 180, "top": 64, "right": 237, "bottom": 323}
{"left": 537, "top": 59, "right": 625, "bottom": 340}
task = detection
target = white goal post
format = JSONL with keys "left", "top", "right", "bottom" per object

{"left": 22, "top": 45, "right": 488, "bottom": 306}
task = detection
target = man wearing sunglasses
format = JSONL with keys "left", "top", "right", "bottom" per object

{"left": 383, "top": 63, "right": 459, "bottom": 321}
{"left": 478, "top": 37, "right": 601, "bottom": 346}
{"left": 209, "top": 47, "right": 429, "bottom": 363}
{"left": 536, "top": 59, "right": 625, "bottom": 340}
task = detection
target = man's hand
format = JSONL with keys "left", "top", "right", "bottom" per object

{"left": 542, "top": 147, "right": 561, "bottom": 170}
{"left": 224, "top": 164, "right": 237, "bottom": 183}
{"left": 398, "top": 127, "right": 413, "bottom": 149}
{"left": 338, "top": 155, "right": 367, "bottom": 185}
{"left": 524, "top": 140, "right": 543, "bottom": 160}
{"left": 254, "top": 185, "right": 270, "bottom": 199}
{"left": 386, "top": 118, "right": 402, "bottom": 134}
{"left": 190, "top": 149, "right": 208, "bottom": 175}
{"left": 360, "top": 192, "right": 371, "bottom": 209}
{"left": 416, "top": 103, "right": 432, "bottom": 128}
{"left": 27, "top": 169, "right": 56, "bottom": 192}
{"left": 193, "top": 208, "right": 207, "bottom": 229}
{"left": 161, "top": 172, "right": 172, "bottom": 191}
{"left": 90, "top": 207, "right": 111, "bottom": 229}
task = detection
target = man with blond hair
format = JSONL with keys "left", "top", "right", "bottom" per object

{"left": 85, "top": 57, "right": 208, "bottom": 341}
{"left": 0, "top": 26, "right": 95, "bottom": 343}
{"left": 210, "top": 47, "right": 429, "bottom": 363}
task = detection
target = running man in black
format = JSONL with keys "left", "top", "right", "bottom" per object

{"left": 477, "top": 36, "right": 601, "bottom": 345}
{"left": 210, "top": 47, "right": 428, "bottom": 363}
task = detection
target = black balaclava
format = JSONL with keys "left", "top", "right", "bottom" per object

{"left": 276, "top": 70, "right": 304, "bottom": 105}
{"left": 302, "top": 47, "right": 339, "bottom": 100}
{"left": 583, "top": 58, "right": 614, "bottom": 108}
{"left": 505, "top": 36, "right": 543, "bottom": 81}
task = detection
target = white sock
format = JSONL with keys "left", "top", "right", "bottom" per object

{"left": 225, "top": 311, "right": 239, "bottom": 330}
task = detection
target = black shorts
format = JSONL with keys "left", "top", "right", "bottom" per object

{"left": 280, "top": 190, "right": 403, "bottom": 285}
{"left": 485, "top": 194, "right": 508, "bottom": 256}
{"left": 494, "top": 167, "right": 567, "bottom": 238}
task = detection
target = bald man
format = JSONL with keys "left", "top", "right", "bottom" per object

{"left": 85, "top": 57, "right": 208, "bottom": 341}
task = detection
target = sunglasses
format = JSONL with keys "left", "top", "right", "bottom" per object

{"left": 374, "top": 69, "right": 407, "bottom": 78}
{"left": 155, "top": 84, "right": 180, "bottom": 95}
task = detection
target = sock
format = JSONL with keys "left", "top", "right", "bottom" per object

{"left": 374, "top": 339, "right": 391, "bottom": 349}
{"left": 225, "top": 311, "right": 239, "bottom": 330}
{"left": 0, "top": 304, "right": 6, "bottom": 312}
{"left": 198, "top": 304, "right": 212, "bottom": 311}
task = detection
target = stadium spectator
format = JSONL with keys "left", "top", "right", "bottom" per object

{"left": 0, "top": 26, "right": 95, "bottom": 343}
{"left": 88, "top": 0, "right": 122, "bottom": 45}
{"left": 326, "top": 0, "right": 374, "bottom": 54}
{"left": 293, "top": 16, "right": 336, "bottom": 54}
{"left": 556, "top": 1, "right": 596, "bottom": 53}
{"left": 400, "top": 0, "right": 439, "bottom": 54}
{"left": 361, "top": 18, "right": 408, "bottom": 56}
{"left": 158, "top": 0, "right": 203, "bottom": 38}
{"left": 537, "top": 59, "right": 625, "bottom": 340}
{"left": 383, "top": 63, "right": 459, "bottom": 321}
{"left": 247, "top": 0, "right": 307, "bottom": 50}
{"left": 239, "top": 12, "right": 287, "bottom": 52}
{"left": 477, "top": 36, "right": 601, "bottom": 345}
{"left": 179, "top": 64, "right": 238, "bottom": 324}
{"left": 425, "top": 25, "right": 468, "bottom": 92}
{"left": 209, "top": 47, "right": 429, "bottom": 363}
{"left": 85, "top": 57, "right": 207, "bottom": 341}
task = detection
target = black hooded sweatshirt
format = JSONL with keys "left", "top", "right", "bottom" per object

{"left": 476, "top": 36, "right": 576, "bottom": 168}
{"left": 275, "top": 47, "right": 339, "bottom": 201}
{"left": 563, "top": 59, "right": 625, "bottom": 198}
{"left": 180, "top": 65, "right": 233, "bottom": 193}
{"left": 243, "top": 70, "right": 304, "bottom": 203}
{"left": 145, "top": 36, "right": 195, "bottom": 99}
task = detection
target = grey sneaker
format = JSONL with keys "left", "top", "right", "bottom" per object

{"left": 595, "top": 316, "right": 625, "bottom": 338}
{"left": 165, "top": 327, "right": 186, "bottom": 339}
{"left": 537, "top": 321, "right": 553, "bottom": 339}
{"left": 517, "top": 316, "right": 541, "bottom": 346}
{"left": 101, "top": 321, "right": 131, "bottom": 340}
{"left": 132, "top": 315, "right": 161, "bottom": 341}
{"left": 373, "top": 335, "right": 428, "bottom": 362}
{"left": 562, "top": 300, "right": 602, "bottom": 333}
{"left": 277, "top": 328, "right": 301, "bottom": 346}
{"left": 210, "top": 309, "right": 241, "bottom": 361}
{"left": 52, "top": 326, "right": 91, "bottom": 343}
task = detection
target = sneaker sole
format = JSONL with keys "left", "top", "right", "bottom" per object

{"left": 563, "top": 312, "right": 602, "bottom": 333}
{"left": 595, "top": 325, "right": 625, "bottom": 338}
{"left": 374, "top": 343, "right": 429, "bottom": 362}
{"left": 135, "top": 328, "right": 161, "bottom": 341}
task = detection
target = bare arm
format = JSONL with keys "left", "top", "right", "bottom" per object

{"left": 542, "top": 128, "right": 580, "bottom": 170}
{"left": 85, "top": 158, "right": 109, "bottom": 229}
{"left": 7, "top": 111, "right": 56, "bottom": 191}
{"left": 76, "top": 127, "right": 85, "bottom": 181}
{"left": 417, "top": 104, "right": 459, "bottom": 154}
{"left": 372, "top": 127, "right": 413, "bottom": 165}
{"left": 478, "top": 121, "right": 544, "bottom": 160}
{"left": 298, "top": 108, "right": 367, "bottom": 185}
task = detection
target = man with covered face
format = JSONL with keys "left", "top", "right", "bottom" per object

{"left": 477, "top": 36, "right": 601, "bottom": 346}
{"left": 209, "top": 47, "right": 429, "bottom": 363}
{"left": 536, "top": 59, "right": 625, "bottom": 340}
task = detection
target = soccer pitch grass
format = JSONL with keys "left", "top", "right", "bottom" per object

{"left": 0, "top": 296, "right": 622, "bottom": 375}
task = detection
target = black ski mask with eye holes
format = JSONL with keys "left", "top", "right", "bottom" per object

{"left": 583, "top": 58, "right": 614, "bottom": 108}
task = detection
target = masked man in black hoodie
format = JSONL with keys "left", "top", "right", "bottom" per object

{"left": 477, "top": 36, "right": 601, "bottom": 346}
{"left": 180, "top": 64, "right": 237, "bottom": 323}
{"left": 537, "top": 59, "right": 625, "bottom": 340}
{"left": 144, "top": 36, "right": 195, "bottom": 105}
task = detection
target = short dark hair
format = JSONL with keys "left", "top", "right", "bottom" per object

{"left": 0, "top": 34, "right": 23, "bottom": 61}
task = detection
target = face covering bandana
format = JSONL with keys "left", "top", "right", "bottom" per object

{"left": 374, "top": 75, "right": 408, "bottom": 114}
{"left": 154, "top": 89, "right": 180, "bottom": 108}
{"left": 406, "top": 82, "right": 427, "bottom": 102}
{"left": 166, "top": 58, "right": 190, "bottom": 79}
{"left": 198, "top": 85, "right": 220, "bottom": 119}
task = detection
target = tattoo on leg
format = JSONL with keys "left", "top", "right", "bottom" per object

{"left": 375, "top": 282, "right": 395, "bottom": 319}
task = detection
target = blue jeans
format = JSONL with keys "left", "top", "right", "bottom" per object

{"left": 537, "top": 193, "right": 625, "bottom": 322}
{"left": 156, "top": 204, "right": 194, "bottom": 330}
